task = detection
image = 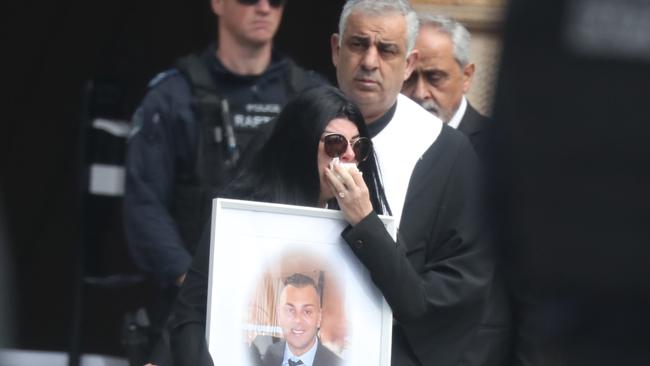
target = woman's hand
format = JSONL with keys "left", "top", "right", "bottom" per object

{"left": 324, "top": 162, "right": 373, "bottom": 225}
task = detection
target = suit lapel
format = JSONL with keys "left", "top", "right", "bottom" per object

{"left": 457, "top": 104, "right": 485, "bottom": 136}
{"left": 402, "top": 154, "right": 429, "bottom": 212}
{"left": 401, "top": 126, "right": 450, "bottom": 212}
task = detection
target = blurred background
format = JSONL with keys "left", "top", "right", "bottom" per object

{"left": 2, "top": 0, "right": 649, "bottom": 365}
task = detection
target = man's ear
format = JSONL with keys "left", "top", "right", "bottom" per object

{"left": 330, "top": 34, "right": 341, "bottom": 68}
{"left": 462, "top": 63, "right": 476, "bottom": 93}
{"left": 404, "top": 49, "right": 419, "bottom": 81}
{"left": 317, "top": 309, "right": 322, "bottom": 329}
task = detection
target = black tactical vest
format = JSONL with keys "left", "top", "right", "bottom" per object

{"left": 172, "top": 54, "right": 307, "bottom": 254}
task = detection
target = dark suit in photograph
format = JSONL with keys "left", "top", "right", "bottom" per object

{"left": 262, "top": 340, "right": 342, "bottom": 366}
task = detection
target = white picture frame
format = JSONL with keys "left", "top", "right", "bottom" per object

{"left": 205, "top": 198, "right": 394, "bottom": 366}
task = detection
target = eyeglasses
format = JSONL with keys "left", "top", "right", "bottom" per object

{"left": 236, "top": 0, "right": 285, "bottom": 8}
{"left": 321, "top": 133, "right": 372, "bottom": 162}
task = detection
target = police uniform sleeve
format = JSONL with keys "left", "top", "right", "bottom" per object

{"left": 123, "top": 76, "right": 193, "bottom": 286}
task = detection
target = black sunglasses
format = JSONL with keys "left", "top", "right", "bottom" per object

{"left": 321, "top": 133, "right": 372, "bottom": 162}
{"left": 236, "top": 0, "right": 285, "bottom": 7}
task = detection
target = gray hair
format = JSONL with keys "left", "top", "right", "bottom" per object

{"left": 338, "top": 0, "right": 420, "bottom": 56}
{"left": 418, "top": 13, "right": 471, "bottom": 67}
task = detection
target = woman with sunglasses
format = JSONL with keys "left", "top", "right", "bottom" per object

{"left": 167, "top": 85, "right": 390, "bottom": 366}
{"left": 221, "top": 87, "right": 387, "bottom": 213}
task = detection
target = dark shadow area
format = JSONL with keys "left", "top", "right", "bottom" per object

{"left": 491, "top": 0, "right": 650, "bottom": 364}
{"left": 0, "top": 193, "right": 14, "bottom": 349}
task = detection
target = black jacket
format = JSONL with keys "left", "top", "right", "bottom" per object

{"left": 343, "top": 126, "right": 511, "bottom": 366}
{"left": 457, "top": 103, "right": 492, "bottom": 161}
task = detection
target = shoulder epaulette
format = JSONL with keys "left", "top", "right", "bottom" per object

{"left": 147, "top": 69, "right": 179, "bottom": 88}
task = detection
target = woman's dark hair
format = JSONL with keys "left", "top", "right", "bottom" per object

{"left": 225, "top": 86, "right": 390, "bottom": 215}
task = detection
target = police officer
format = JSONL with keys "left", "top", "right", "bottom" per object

{"left": 123, "top": 0, "right": 326, "bottom": 361}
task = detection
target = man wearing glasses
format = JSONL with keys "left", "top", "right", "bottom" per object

{"left": 125, "top": 0, "right": 326, "bottom": 363}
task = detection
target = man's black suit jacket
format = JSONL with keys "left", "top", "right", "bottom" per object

{"left": 342, "top": 126, "right": 510, "bottom": 366}
{"left": 261, "top": 340, "right": 342, "bottom": 366}
{"left": 457, "top": 103, "right": 492, "bottom": 160}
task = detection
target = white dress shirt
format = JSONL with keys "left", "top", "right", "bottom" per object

{"left": 447, "top": 96, "right": 468, "bottom": 130}
{"left": 282, "top": 338, "right": 318, "bottom": 366}
{"left": 372, "top": 94, "right": 442, "bottom": 226}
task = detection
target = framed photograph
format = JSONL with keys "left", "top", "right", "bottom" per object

{"left": 206, "top": 198, "right": 395, "bottom": 366}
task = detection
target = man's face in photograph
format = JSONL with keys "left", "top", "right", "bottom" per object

{"left": 277, "top": 284, "right": 322, "bottom": 356}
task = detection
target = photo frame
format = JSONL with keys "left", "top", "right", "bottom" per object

{"left": 206, "top": 198, "right": 395, "bottom": 366}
